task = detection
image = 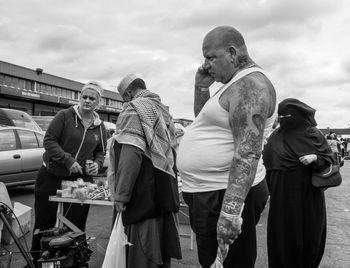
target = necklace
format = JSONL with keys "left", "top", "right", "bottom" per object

{"left": 82, "top": 117, "right": 93, "bottom": 127}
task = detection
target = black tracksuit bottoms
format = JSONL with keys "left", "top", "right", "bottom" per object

{"left": 182, "top": 179, "right": 269, "bottom": 268}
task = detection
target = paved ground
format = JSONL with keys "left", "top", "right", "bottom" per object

{"left": 2, "top": 161, "right": 350, "bottom": 267}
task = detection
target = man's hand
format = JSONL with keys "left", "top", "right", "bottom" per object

{"left": 114, "top": 201, "right": 125, "bottom": 213}
{"left": 299, "top": 154, "right": 317, "bottom": 165}
{"left": 69, "top": 161, "right": 83, "bottom": 174}
{"left": 217, "top": 213, "right": 243, "bottom": 248}
{"left": 195, "top": 65, "right": 215, "bottom": 88}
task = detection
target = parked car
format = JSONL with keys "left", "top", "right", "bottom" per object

{"left": 0, "top": 108, "right": 43, "bottom": 133}
{"left": 0, "top": 125, "right": 44, "bottom": 187}
{"left": 32, "top": 116, "right": 54, "bottom": 133}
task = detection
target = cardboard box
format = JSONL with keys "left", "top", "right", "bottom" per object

{"left": 1, "top": 202, "right": 32, "bottom": 245}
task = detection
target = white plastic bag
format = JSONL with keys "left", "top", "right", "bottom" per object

{"left": 102, "top": 213, "right": 131, "bottom": 268}
{"left": 210, "top": 243, "right": 228, "bottom": 268}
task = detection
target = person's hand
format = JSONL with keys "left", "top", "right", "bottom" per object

{"left": 114, "top": 201, "right": 125, "bottom": 213}
{"left": 69, "top": 161, "right": 83, "bottom": 174}
{"left": 87, "top": 161, "right": 99, "bottom": 175}
{"left": 299, "top": 154, "right": 317, "bottom": 165}
{"left": 217, "top": 213, "right": 243, "bottom": 250}
{"left": 195, "top": 64, "right": 215, "bottom": 88}
{"left": 217, "top": 237, "right": 229, "bottom": 263}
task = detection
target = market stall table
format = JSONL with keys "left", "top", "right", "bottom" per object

{"left": 49, "top": 196, "right": 113, "bottom": 230}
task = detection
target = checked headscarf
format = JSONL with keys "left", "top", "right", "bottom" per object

{"left": 115, "top": 90, "right": 177, "bottom": 177}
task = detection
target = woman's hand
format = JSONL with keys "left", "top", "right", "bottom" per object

{"left": 88, "top": 161, "right": 99, "bottom": 175}
{"left": 69, "top": 161, "right": 83, "bottom": 174}
{"left": 299, "top": 154, "right": 317, "bottom": 165}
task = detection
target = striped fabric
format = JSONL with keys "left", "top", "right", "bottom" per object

{"left": 116, "top": 90, "right": 176, "bottom": 177}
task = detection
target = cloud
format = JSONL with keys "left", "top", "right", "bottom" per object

{"left": 1, "top": 0, "right": 350, "bottom": 128}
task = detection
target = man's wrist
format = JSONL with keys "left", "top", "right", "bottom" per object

{"left": 220, "top": 211, "right": 242, "bottom": 224}
{"left": 220, "top": 211, "right": 237, "bottom": 220}
{"left": 221, "top": 197, "right": 244, "bottom": 216}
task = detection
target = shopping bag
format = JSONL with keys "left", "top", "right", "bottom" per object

{"left": 102, "top": 213, "right": 131, "bottom": 268}
{"left": 210, "top": 242, "right": 228, "bottom": 268}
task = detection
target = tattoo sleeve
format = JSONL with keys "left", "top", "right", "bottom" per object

{"left": 194, "top": 85, "right": 210, "bottom": 117}
{"left": 221, "top": 77, "right": 271, "bottom": 216}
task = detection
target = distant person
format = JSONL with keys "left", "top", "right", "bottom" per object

{"left": 108, "top": 74, "right": 181, "bottom": 268}
{"left": 263, "top": 98, "right": 334, "bottom": 268}
{"left": 327, "top": 132, "right": 342, "bottom": 165}
{"left": 30, "top": 81, "right": 107, "bottom": 266}
{"left": 177, "top": 26, "right": 276, "bottom": 268}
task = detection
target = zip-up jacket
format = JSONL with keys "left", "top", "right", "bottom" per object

{"left": 42, "top": 105, "right": 107, "bottom": 180}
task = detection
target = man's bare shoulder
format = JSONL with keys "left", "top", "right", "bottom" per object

{"left": 224, "top": 71, "right": 276, "bottom": 116}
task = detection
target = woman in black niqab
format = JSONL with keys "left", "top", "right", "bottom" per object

{"left": 263, "top": 98, "right": 334, "bottom": 268}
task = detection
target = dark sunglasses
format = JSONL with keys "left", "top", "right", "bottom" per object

{"left": 82, "top": 95, "right": 96, "bottom": 101}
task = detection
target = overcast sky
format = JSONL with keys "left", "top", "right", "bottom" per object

{"left": 1, "top": 0, "right": 350, "bottom": 128}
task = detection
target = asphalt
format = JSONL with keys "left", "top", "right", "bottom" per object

{"left": 2, "top": 161, "right": 350, "bottom": 267}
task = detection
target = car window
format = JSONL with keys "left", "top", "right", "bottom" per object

{"left": 2, "top": 109, "right": 42, "bottom": 132}
{"left": 0, "top": 129, "right": 16, "bottom": 151}
{"left": 17, "top": 129, "right": 39, "bottom": 149}
{"left": 35, "top": 132, "right": 44, "bottom": 148}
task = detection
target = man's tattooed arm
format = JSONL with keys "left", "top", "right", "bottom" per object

{"left": 217, "top": 74, "right": 275, "bottom": 246}
{"left": 222, "top": 76, "right": 271, "bottom": 215}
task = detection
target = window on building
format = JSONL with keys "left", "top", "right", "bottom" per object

{"left": 25, "top": 80, "right": 33, "bottom": 91}
{"left": 0, "top": 74, "right": 4, "bottom": 85}
{"left": 55, "top": 87, "right": 61, "bottom": 96}
{"left": 4, "top": 75, "right": 12, "bottom": 87}
{"left": 46, "top": 85, "right": 52, "bottom": 95}
{"left": 12, "top": 77, "right": 19, "bottom": 89}
{"left": 61, "top": 89, "right": 67, "bottom": 98}
{"left": 74, "top": 91, "right": 79, "bottom": 100}
{"left": 18, "top": 79, "right": 26, "bottom": 90}
{"left": 70, "top": 90, "right": 75, "bottom": 99}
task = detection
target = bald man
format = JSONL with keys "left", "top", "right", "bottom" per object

{"left": 177, "top": 26, "right": 277, "bottom": 267}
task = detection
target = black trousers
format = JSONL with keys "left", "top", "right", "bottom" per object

{"left": 30, "top": 166, "right": 90, "bottom": 262}
{"left": 183, "top": 179, "right": 269, "bottom": 268}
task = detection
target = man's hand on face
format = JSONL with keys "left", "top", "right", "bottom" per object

{"left": 217, "top": 213, "right": 243, "bottom": 249}
{"left": 195, "top": 65, "right": 215, "bottom": 88}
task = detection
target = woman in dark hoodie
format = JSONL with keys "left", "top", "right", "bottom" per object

{"left": 263, "top": 98, "right": 334, "bottom": 268}
{"left": 30, "top": 81, "right": 107, "bottom": 265}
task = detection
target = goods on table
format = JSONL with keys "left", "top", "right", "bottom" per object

{"left": 59, "top": 178, "right": 111, "bottom": 201}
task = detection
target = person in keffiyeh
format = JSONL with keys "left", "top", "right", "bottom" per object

{"left": 107, "top": 74, "right": 181, "bottom": 268}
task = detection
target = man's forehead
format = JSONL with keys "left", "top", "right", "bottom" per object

{"left": 203, "top": 32, "right": 222, "bottom": 51}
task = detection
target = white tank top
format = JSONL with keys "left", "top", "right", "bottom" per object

{"left": 177, "top": 67, "right": 277, "bottom": 193}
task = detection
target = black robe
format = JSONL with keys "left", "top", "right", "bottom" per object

{"left": 263, "top": 124, "right": 334, "bottom": 268}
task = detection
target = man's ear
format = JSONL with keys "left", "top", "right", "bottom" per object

{"left": 228, "top": 46, "right": 236, "bottom": 58}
